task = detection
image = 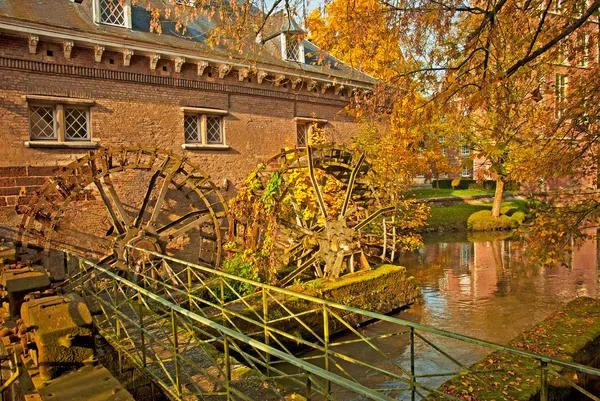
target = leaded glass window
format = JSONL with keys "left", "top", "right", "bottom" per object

{"left": 206, "top": 116, "right": 222, "bottom": 144}
{"left": 29, "top": 105, "right": 56, "bottom": 140}
{"left": 297, "top": 123, "right": 308, "bottom": 148}
{"left": 184, "top": 114, "right": 224, "bottom": 145}
{"left": 99, "top": 0, "right": 127, "bottom": 27}
{"left": 184, "top": 115, "right": 200, "bottom": 142}
{"left": 285, "top": 34, "right": 302, "bottom": 62}
{"left": 65, "top": 107, "right": 90, "bottom": 140}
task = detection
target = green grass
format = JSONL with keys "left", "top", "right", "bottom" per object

{"left": 407, "top": 188, "right": 495, "bottom": 199}
{"left": 425, "top": 200, "right": 528, "bottom": 232}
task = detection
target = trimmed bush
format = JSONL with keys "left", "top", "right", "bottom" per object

{"left": 467, "top": 210, "right": 518, "bottom": 231}
{"left": 511, "top": 211, "right": 526, "bottom": 224}
{"left": 431, "top": 179, "right": 519, "bottom": 191}
{"left": 500, "top": 205, "right": 518, "bottom": 216}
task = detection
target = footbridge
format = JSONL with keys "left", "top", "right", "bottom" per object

{"left": 62, "top": 245, "right": 600, "bottom": 401}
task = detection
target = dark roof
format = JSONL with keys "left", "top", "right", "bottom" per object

{"left": 0, "top": 0, "right": 376, "bottom": 85}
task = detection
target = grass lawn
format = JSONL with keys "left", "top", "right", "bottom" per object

{"left": 407, "top": 188, "right": 495, "bottom": 198}
{"left": 425, "top": 200, "right": 528, "bottom": 232}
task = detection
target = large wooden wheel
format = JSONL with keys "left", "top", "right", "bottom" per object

{"left": 18, "top": 147, "right": 230, "bottom": 271}
{"left": 235, "top": 144, "right": 396, "bottom": 286}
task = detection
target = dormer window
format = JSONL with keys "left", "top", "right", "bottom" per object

{"left": 95, "top": 0, "right": 131, "bottom": 28}
{"left": 282, "top": 33, "right": 305, "bottom": 63}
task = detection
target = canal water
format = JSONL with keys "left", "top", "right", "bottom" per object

{"left": 302, "top": 229, "right": 600, "bottom": 399}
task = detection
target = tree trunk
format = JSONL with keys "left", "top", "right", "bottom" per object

{"left": 491, "top": 177, "right": 505, "bottom": 218}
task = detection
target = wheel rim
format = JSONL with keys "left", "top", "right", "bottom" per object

{"left": 18, "top": 146, "right": 230, "bottom": 271}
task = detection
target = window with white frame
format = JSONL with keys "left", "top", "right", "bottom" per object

{"left": 96, "top": 0, "right": 131, "bottom": 28}
{"left": 555, "top": 73, "right": 567, "bottom": 118}
{"left": 183, "top": 110, "right": 226, "bottom": 148}
{"left": 461, "top": 167, "right": 470, "bottom": 177}
{"left": 29, "top": 104, "right": 91, "bottom": 142}
{"left": 282, "top": 33, "right": 305, "bottom": 63}
{"left": 442, "top": 147, "right": 447, "bottom": 156}
{"left": 460, "top": 144, "right": 470, "bottom": 156}
{"left": 576, "top": 34, "right": 589, "bottom": 68}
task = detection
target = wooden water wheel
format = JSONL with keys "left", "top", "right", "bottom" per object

{"left": 234, "top": 144, "right": 397, "bottom": 286}
{"left": 18, "top": 146, "right": 230, "bottom": 271}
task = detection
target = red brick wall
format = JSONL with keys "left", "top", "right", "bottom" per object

{"left": 0, "top": 34, "right": 361, "bottom": 237}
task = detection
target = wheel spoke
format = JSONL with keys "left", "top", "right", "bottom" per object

{"left": 93, "top": 179, "right": 125, "bottom": 235}
{"left": 134, "top": 169, "right": 162, "bottom": 228}
{"left": 157, "top": 210, "right": 213, "bottom": 240}
{"left": 339, "top": 153, "right": 366, "bottom": 218}
{"left": 148, "top": 174, "right": 171, "bottom": 226}
{"left": 307, "top": 146, "right": 329, "bottom": 219}
{"left": 103, "top": 176, "right": 132, "bottom": 227}
{"left": 355, "top": 206, "right": 396, "bottom": 230}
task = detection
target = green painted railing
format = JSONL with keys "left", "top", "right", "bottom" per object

{"left": 63, "top": 247, "right": 600, "bottom": 401}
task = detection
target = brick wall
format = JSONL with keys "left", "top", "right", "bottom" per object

{"left": 0, "top": 34, "right": 361, "bottom": 239}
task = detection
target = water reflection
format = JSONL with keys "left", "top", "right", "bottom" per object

{"left": 335, "top": 229, "right": 598, "bottom": 399}
{"left": 282, "top": 230, "right": 600, "bottom": 399}
{"left": 399, "top": 228, "right": 599, "bottom": 343}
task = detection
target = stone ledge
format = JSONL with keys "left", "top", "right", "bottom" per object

{"left": 181, "top": 143, "right": 230, "bottom": 150}
{"left": 24, "top": 141, "right": 101, "bottom": 149}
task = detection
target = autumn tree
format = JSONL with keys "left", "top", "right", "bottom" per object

{"left": 308, "top": 0, "right": 600, "bottom": 219}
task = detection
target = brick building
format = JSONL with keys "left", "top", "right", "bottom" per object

{"left": 0, "top": 0, "right": 375, "bottom": 239}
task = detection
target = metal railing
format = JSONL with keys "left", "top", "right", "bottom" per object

{"left": 63, "top": 247, "right": 600, "bottom": 401}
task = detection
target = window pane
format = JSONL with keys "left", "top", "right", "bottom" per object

{"left": 297, "top": 124, "right": 308, "bottom": 147}
{"left": 184, "top": 115, "right": 200, "bottom": 142}
{"left": 29, "top": 105, "right": 55, "bottom": 140}
{"left": 206, "top": 116, "right": 222, "bottom": 144}
{"left": 286, "top": 35, "right": 301, "bottom": 61}
{"left": 65, "top": 107, "right": 90, "bottom": 140}
{"left": 99, "top": 0, "right": 126, "bottom": 26}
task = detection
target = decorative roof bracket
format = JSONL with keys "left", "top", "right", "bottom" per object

{"left": 149, "top": 53, "right": 161, "bottom": 70}
{"left": 63, "top": 40, "right": 74, "bottom": 59}
{"left": 175, "top": 57, "right": 186, "bottom": 73}
{"left": 238, "top": 68, "right": 250, "bottom": 81}
{"left": 218, "top": 64, "right": 231, "bottom": 79}
{"left": 28, "top": 35, "right": 39, "bottom": 55}
{"left": 274, "top": 74, "right": 286, "bottom": 86}
{"left": 94, "top": 44, "right": 105, "bottom": 63}
{"left": 197, "top": 61, "right": 209, "bottom": 76}
{"left": 257, "top": 70, "right": 268, "bottom": 84}
{"left": 123, "top": 49, "right": 134, "bottom": 66}
{"left": 291, "top": 77, "right": 303, "bottom": 89}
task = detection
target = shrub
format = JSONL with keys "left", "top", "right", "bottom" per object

{"left": 467, "top": 210, "right": 518, "bottom": 231}
{"left": 511, "top": 211, "right": 526, "bottom": 224}
{"left": 221, "top": 254, "right": 261, "bottom": 302}
{"left": 431, "top": 179, "right": 520, "bottom": 191}
{"left": 500, "top": 205, "right": 518, "bottom": 216}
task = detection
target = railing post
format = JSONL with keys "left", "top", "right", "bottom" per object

{"left": 64, "top": 251, "right": 70, "bottom": 280}
{"left": 305, "top": 371, "right": 312, "bottom": 401}
{"left": 187, "top": 264, "right": 193, "bottom": 311}
{"left": 224, "top": 334, "right": 231, "bottom": 401}
{"left": 138, "top": 292, "right": 146, "bottom": 367}
{"left": 116, "top": 319, "right": 124, "bottom": 374}
{"left": 322, "top": 305, "right": 331, "bottom": 397}
{"left": 220, "top": 277, "right": 226, "bottom": 326}
{"left": 540, "top": 360, "right": 549, "bottom": 401}
{"left": 409, "top": 327, "right": 416, "bottom": 401}
{"left": 263, "top": 287, "right": 270, "bottom": 377}
{"left": 171, "top": 309, "right": 182, "bottom": 398}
